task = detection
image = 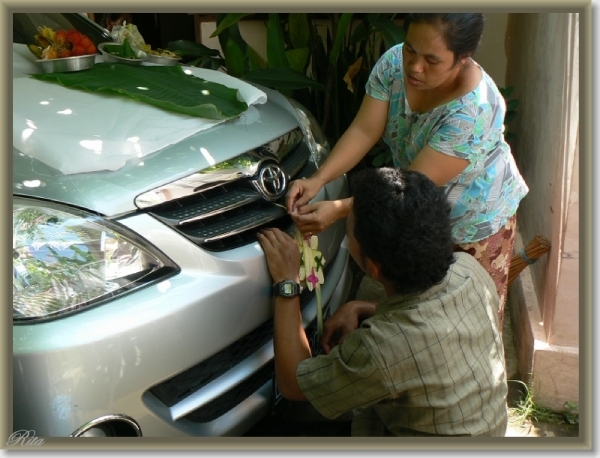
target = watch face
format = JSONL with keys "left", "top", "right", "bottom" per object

{"left": 273, "top": 280, "right": 302, "bottom": 297}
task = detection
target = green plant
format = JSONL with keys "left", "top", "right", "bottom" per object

{"left": 167, "top": 13, "right": 405, "bottom": 146}
{"left": 563, "top": 401, "right": 580, "bottom": 425}
{"left": 508, "top": 380, "right": 579, "bottom": 426}
{"left": 168, "top": 17, "right": 520, "bottom": 171}
{"left": 499, "top": 85, "right": 519, "bottom": 142}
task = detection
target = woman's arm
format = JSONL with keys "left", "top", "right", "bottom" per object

{"left": 286, "top": 95, "right": 389, "bottom": 213}
{"left": 312, "top": 95, "right": 390, "bottom": 185}
{"left": 409, "top": 144, "right": 470, "bottom": 186}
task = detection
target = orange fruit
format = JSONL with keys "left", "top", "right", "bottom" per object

{"left": 57, "top": 48, "right": 72, "bottom": 58}
{"left": 54, "top": 30, "right": 68, "bottom": 47}
{"left": 67, "top": 29, "right": 82, "bottom": 46}
{"left": 86, "top": 43, "right": 97, "bottom": 55}
{"left": 71, "top": 44, "right": 86, "bottom": 56}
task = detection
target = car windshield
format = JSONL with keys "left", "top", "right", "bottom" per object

{"left": 13, "top": 13, "right": 111, "bottom": 46}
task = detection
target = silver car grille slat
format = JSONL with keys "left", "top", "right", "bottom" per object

{"left": 155, "top": 189, "right": 261, "bottom": 225}
{"left": 182, "top": 206, "right": 286, "bottom": 244}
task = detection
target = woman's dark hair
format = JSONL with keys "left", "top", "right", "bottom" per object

{"left": 96, "top": 13, "right": 132, "bottom": 30}
{"left": 349, "top": 168, "right": 455, "bottom": 295}
{"left": 403, "top": 13, "right": 484, "bottom": 61}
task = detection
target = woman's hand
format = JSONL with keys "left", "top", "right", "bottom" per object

{"left": 290, "top": 200, "right": 346, "bottom": 236}
{"left": 285, "top": 177, "right": 324, "bottom": 214}
{"left": 321, "top": 300, "right": 377, "bottom": 354}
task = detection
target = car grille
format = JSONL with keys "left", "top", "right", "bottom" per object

{"left": 136, "top": 128, "right": 317, "bottom": 251}
{"left": 147, "top": 257, "right": 336, "bottom": 423}
{"left": 150, "top": 316, "right": 278, "bottom": 409}
{"left": 182, "top": 361, "right": 276, "bottom": 423}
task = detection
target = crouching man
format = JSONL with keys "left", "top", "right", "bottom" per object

{"left": 256, "top": 168, "right": 508, "bottom": 437}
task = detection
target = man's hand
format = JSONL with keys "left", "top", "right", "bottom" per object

{"left": 321, "top": 300, "right": 377, "bottom": 354}
{"left": 256, "top": 228, "right": 301, "bottom": 284}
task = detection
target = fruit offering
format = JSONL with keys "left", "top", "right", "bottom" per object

{"left": 29, "top": 26, "right": 97, "bottom": 59}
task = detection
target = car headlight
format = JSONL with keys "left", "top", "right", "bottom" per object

{"left": 13, "top": 197, "right": 179, "bottom": 323}
{"left": 288, "top": 99, "right": 330, "bottom": 167}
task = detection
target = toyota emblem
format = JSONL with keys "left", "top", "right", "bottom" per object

{"left": 253, "top": 163, "right": 287, "bottom": 201}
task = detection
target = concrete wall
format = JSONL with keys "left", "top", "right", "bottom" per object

{"left": 504, "top": 13, "right": 579, "bottom": 411}
{"left": 477, "top": 14, "right": 508, "bottom": 87}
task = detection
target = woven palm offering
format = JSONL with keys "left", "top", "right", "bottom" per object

{"left": 507, "top": 235, "right": 551, "bottom": 287}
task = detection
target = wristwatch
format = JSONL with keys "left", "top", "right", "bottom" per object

{"left": 272, "top": 280, "right": 303, "bottom": 298}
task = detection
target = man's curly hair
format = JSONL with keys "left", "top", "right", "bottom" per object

{"left": 349, "top": 168, "right": 455, "bottom": 295}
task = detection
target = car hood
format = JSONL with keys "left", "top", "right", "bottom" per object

{"left": 13, "top": 43, "right": 301, "bottom": 216}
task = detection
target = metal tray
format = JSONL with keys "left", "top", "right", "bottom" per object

{"left": 145, "top": 53, "right": 182, "bottom": 66}
{"left": 98, "top": 42, "right": 147, "bottom": 65}
{"left": 36, "top": 54, "right": 96, "bottom": 73}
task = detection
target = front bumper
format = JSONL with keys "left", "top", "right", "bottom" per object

{"left": 13, "top": 211, "right": 351, "bottom": 437}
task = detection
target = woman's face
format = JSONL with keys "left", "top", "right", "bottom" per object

{"left": 402, "top": 21, "right": 463, "bottom": 91}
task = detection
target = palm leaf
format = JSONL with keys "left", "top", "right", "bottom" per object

{"left": 224, "top": 38, "right": 245, "bottom": 77}
{"left": 242, "top": 67, "right": 326, "bottom": 90}
{"left": 507, "top": 99, "right": 520, "bottom": 111}
{"left": 504, "top": 111, "right": 518, "bottom": 124}
{"left": 371, "top": 15, "right": 405, "bottom": 49}
{"left": 285, "top": 47, "right": 310, "bottom": 74}
{"left": 167, "top": 39, "right": 221, "bottom": 57}
{"left": 289, "top": 13, "right": 310, "bottom": 49}
{"left": 247, "top": 45, "right": 267, "bottom": 71}
{"left": 216, "top": 13, "right": 248, "bottom": 62}
{"left": 210, "top": 13, "right": 252, "bottom": 38}
{"left": 349, "top": 21, "right": 370, "bottom": 45}
{"left": 266, "top": 13, "right": 289, "bottom": 69}
{"left": 329, "top": 13, "right": 353, "bottom": 65}
{"left": 30, "top": 63, "right": 248, "bottom": 120}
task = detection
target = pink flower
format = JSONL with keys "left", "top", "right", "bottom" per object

{"left": 307, "top": 267, "right": 320, "bottom": 289}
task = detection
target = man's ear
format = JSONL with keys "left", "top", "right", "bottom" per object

{"left": 365, "top": 257, "right": 383, "bottom": 281}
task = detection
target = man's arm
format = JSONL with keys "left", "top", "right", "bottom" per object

{"left": 272, "top": 295, "right": 309, "bottom": 401}
{"left": 256, "top": 228, "right": 309, "bottom": 401}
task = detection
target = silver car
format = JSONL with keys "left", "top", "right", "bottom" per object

{"left": 12, "top": 13, "right": 351, "bottom": 437}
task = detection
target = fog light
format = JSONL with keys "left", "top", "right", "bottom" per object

{"left": 78, "top": 427, "right": 107, "bottom": 437}
{"left": 70, "top": 414, "right": 142, "bottom": 437}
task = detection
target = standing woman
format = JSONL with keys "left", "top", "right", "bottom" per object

{"left": 286, "top": 13, "right": 528, "bottom": 327}
{"left": 97, "top": 13, "right": 134, "bottom": 32}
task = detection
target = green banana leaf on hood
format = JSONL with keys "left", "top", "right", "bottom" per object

{"left": 30, "top": 63, "right": 248, "bottom": 120}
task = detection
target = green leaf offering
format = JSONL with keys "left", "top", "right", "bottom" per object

{"left": 103, "top": 38, "right": 138, "bottom": 59}
{"left": 30, "top": 63, "right": 249, "bottom": 120}
{"left": 120, "top": 38, "right": 137, "bottom": 58}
